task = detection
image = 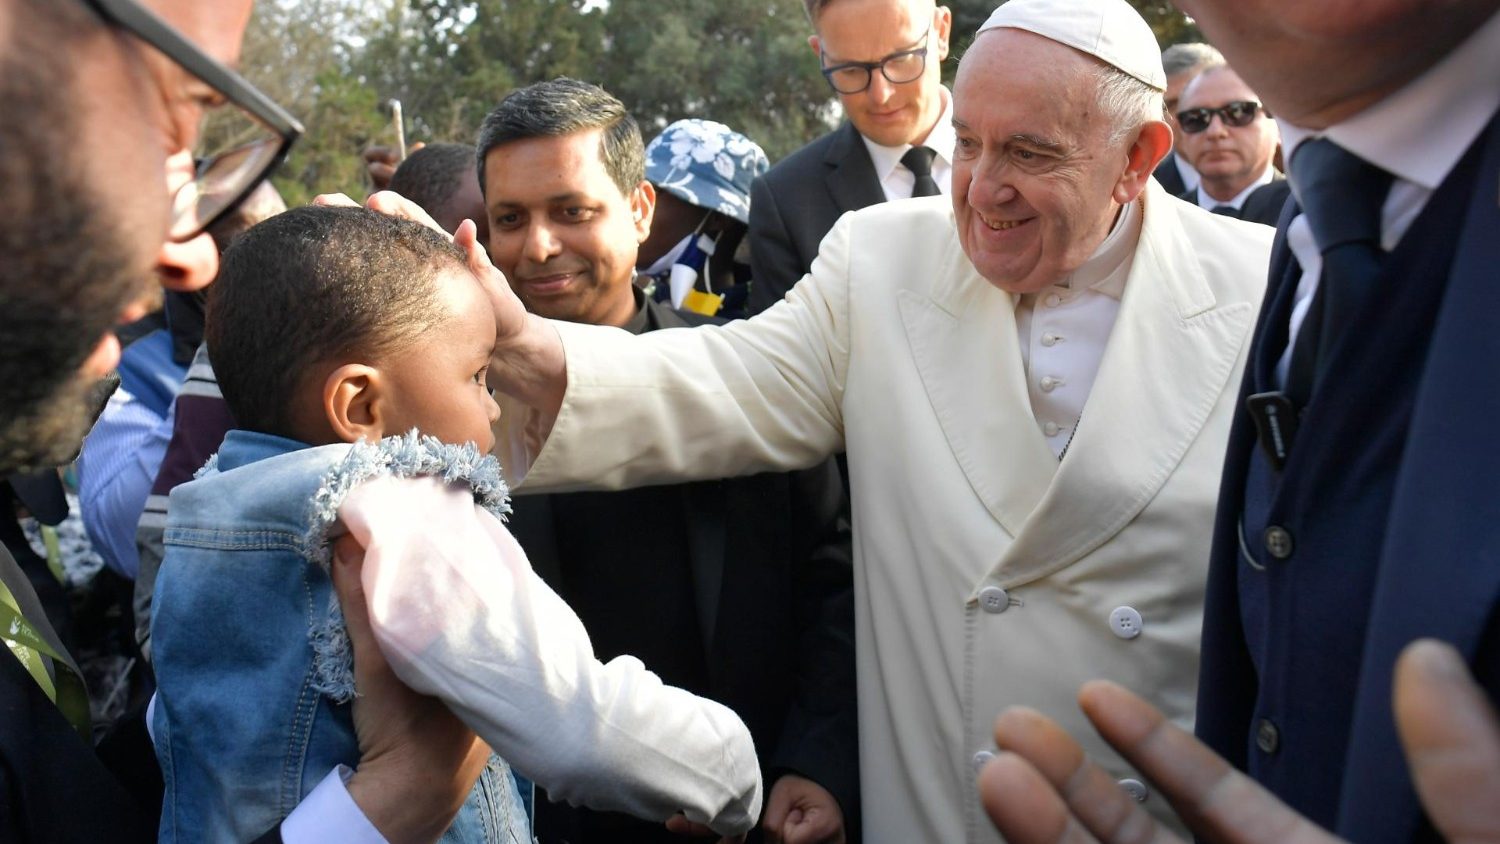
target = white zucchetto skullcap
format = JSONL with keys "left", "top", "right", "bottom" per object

{"left": 976, "top": 0, "right": 1167, "bottom": 91}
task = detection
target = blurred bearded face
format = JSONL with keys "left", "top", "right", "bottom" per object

{"left": 0, "top": 0, "right": 253, "bottom": 474}
{"left": 0, "top": 48, "right": 152, "bottom": 473}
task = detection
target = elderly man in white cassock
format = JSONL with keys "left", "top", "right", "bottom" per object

{"left": 473, "top": 0, "right": 1272, "bottom": 839}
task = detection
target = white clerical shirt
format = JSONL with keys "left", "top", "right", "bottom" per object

{"left": 1014, "top": 198, "right": 1142, "bottom": 456}
{"left": 861, "top": 87, "right": 956, "bottom": 200}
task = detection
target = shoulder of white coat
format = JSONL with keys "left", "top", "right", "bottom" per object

{"left": 1153, "top": 189, "right": 1275, "bottom": 305}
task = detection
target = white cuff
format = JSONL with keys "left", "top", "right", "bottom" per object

{"left": 279, "top": 765, "right": 388, "bottom": 844}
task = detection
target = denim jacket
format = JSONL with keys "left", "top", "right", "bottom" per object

{"left": 151, "top": 429, "right": 532, "bottom": 843}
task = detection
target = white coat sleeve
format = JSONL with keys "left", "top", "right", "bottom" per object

{"left": 498, "top": 210, "right": 856, "bottom": 493}
{"left": 337, "top": 476, "right": 762, "bottom": 837}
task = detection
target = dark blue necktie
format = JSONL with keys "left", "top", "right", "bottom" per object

{"left": 1211, "top": 204, "right": 1239, "bottom": 217}
{"left": 901, "top": 146, "right": 940, "bottom": 197}
{"left": 1284, "top": 138, "right": 1394, "bottom": 406}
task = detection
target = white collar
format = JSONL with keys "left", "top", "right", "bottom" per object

{"left": 1277, "top": 9, "right": 1500, "bottom": 190}
{"left": 1196, "top": 165, "right": 1275, "bottom": 211}
{"left": 861, "top": 86, "right": 956, "bottom": 183}
{"left": 1173, "top": 151, "right": 1201, "bottom": 192}
{"left": 1017, "top": 198, "right": 1139, "bottom": 303}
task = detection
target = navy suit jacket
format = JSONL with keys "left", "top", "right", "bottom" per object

{"left": 1153, "top": 154, "right": 1188, "bottom": 196}
{"left": 1197, "top": 116, "right": 1500, "bottom": 839}
{"left": 747, "top": 123, "right": 884, "bottom": 315}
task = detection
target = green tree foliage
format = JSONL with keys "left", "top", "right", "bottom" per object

{"left": 597, "top": 0, "right": 836, "bottom": 161}
{"left": 231, "top": 0, "right": 1202, "bottom": 199}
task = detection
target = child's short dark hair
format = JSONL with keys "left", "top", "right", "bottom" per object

{"left": 206, "top": 205, "right": 468, "bottom": 438}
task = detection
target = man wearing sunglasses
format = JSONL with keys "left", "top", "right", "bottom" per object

{"left": 746, "top": 0, "right": 955, "bottom": 314}
{"left": 0, "top": 0, "right": 487, "bottom": 840}
{"left": 1175, "top": 64, "right": 1290, "bottom": 227}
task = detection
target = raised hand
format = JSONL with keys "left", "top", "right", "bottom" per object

{"left": 979, "top": 639, "right": 1500, "bottom": 844}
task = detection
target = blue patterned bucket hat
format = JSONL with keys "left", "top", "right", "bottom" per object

{"left": 644, "top": 119, "right": 769, "bottom": 225}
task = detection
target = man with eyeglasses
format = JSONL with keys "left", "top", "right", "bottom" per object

{"left": 1174, "top": 65, "right": 1290, "bottom": 226}
{"left": 745, "top": 0, "right": 955, "bottom": 314}
{"left": 0, "top": 0, "right": 489, "bottom": 840}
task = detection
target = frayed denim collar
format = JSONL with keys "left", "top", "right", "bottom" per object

{"left": 300, "top": 430, "right": 509, "bottom": 703}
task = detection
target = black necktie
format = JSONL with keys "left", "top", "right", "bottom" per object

{"left": 901, "top": 146, "right": 940, "bottom": 197}
{"left": 1283, "top": 138, "right": 1394, "bottom": 405}
{"left": 1211, "top": 204, "right": 1239, "bottom": 217}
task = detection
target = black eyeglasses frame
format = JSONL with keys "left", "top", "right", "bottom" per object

{"left": 79, "top": 0, "right": 304, "bottom": 241}
{"left": 1176, "top": 100, "right": 1267, "bottom": 135}
{"left": 819, "top": 26, "right": 933, "bottom": 95}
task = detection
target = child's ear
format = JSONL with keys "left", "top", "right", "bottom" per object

{"left": 323, "top": 364, "right": 385, "bottom": 444}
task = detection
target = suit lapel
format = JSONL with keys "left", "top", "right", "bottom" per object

{"left": 897, "top": 229, "right": 1058, "bottom": 539}
{"left": 681, "top": 482, "right": 726, "bottom": 656}
{"left": 824, "top": 124, "right": 887, "bottom": 213}
{"left": 996, "top": 185, "right": 1256, "bottom": 585}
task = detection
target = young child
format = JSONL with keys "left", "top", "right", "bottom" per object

{"left": 149, "top": 206, "right": 761, "bottom": 843}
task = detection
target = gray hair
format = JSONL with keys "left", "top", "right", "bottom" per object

{"left": 1094, "top": 64, "right": 1164, "bottom": 146}
{"left": 475, "top": 77, "right": 643, "bottom": 197}
{"left": 1161, "top": 42, "right": 1223, "bottom": 79}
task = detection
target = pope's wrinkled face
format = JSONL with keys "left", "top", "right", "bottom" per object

{"left": 811, "top": 0, "right": 951, "bottom": 148}
{"left": 951, "top": 30, "right": 1142, "bottom": 294}
{"left": 1175, "top": 0, "right": 1499, "bottom": 127}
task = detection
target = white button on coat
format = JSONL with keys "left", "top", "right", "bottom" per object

{"left": 1109, "top": 606, "right": 1143, "bottom": 639}
{"left": 1041, "top": 333, "right": 1060, "bottom": 347}
{"left": 971, "top": 750, "right": 996, "bottom": 775}
{"left": 1040, "top": 376, "right": 1062, "bottom": 393}
{"left": 1118, "top": 778, "right": 1148, "bottom": 802}
{"left": 1044, "top": 293, "right": 1062, "bottom": 307}
{"left": 1042, "top": 421, "right": 1060, "bottom": 437}
{"left": 978, "top": 586, "right": 1011, "bottom": 614}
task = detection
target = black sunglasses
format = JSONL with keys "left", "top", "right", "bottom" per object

{"left": 79, "top": 0, "right": 303, "bottom": 242}
{"left": 1176, "top": 101, "right": 1266, "bottom": 135}
{"left": 820, "top": 26, "right": 932, "bottom": 95}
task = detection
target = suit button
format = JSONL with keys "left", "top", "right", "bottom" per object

{"left": 1256, "top": 718, "right": 1280, "bottom": 754}
{"left": 1263, "top": 526, "right": 1294, "bottom": 559}
{"left": 1109, "top": 606, "right": 1143, "bottom": 639}
{"left": 978, "top": 586, "right": 1011, "bottom": 614}
{"left": 1043, "top": 421, "right": 1061, "bottom": 437}
{"left": 1040, "top": 376, "right": 1063, "bottom": 393}
{"left": 1044, "top": 293, "right": 1062, "bottom": 308}
{"left": 1118, "top": 778, "right": 1148, "bottom": 802}
{"left": 972, "top": 750, "right": 996, "bottom": 775}
{"left": 1041, "top": 333, "right": 1060, "bottom": 347}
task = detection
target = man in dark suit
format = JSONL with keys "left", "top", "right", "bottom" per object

{"left": 747, "top": 0, "right": 954, "bottom": 314}
{"left": 0, "top": 0, "right": 499, "bottom": 840}
{"left": 477, "top": 78, "right": 859, "bottom": 844}
{"left": 1174, "top": 64, "right": 1291, "bottom": 226}
{"left": 1153, "top": 42, "right": 1222, "bottom": 196}
{"left": 975, "top": 0, "right": 1500, "bottom": 840}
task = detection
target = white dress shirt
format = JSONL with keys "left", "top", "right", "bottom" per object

{"left": 1275, "top": 9, "right": 1500, "bottom": 385}
{"left": 1174, "top": 151, "right": 1202, "bottom": 193}
{"left": 1195, "top": 165, "right": 1274, "bottom": 211}
{"left": 861, "top": 87, "right": 955, "bottom": 200}
{"left": 1014, "top": 198, "right": 1142, "bottom": 456}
